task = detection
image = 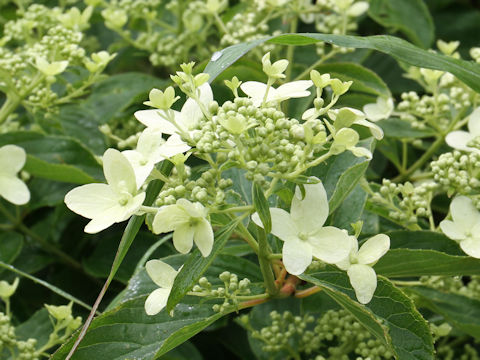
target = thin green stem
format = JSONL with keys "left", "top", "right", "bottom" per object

{"left": 0, "top": 260, "right": 95, "bottom": 313}
{"left": 0, "top": 203, "right": 83, "bottom": 271}
{"left": 256, "top": 226, "right": 278, "bottom": 296}
{"left": 235, "top": 220, "right": 259, "bottom": 254}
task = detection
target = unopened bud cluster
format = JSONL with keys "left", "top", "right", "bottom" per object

{"left": 243, "top": 309, "right": 393, "bottom": 359}
{"left": 431, "top": 151, "right": 480, "bottom": 197}
{"left": 373, "top": 179, "right": 438, "bottom": 225}
{"left": 192, "top": 272, "right": 251, "bottom": 313}
{"left": 420, "top": 275, "right": 480, "bottom": 300}
{"left": 0, "top": 312, "right": 39, "bottom": 360}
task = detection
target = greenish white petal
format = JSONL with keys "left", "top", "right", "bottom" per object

{"left": 0, "top": 175, "right": 30, "bottom": 205}
{"left": 145, "top": 288, "right": 171, "bottom": 315}
{"left": 450, "top": 196, "right": 480, "bottom": 230}
{"left": 173, "top": 223, "right": 195, "bottom": 254}
{"left": 460, "top": 237, "right": 480, "bottom": 259}
{"left": 308, "top": 226, "right": 351, "bottom": 263}
{"left": 152, "top": 205, "right": 190, "bottom": 234}
{"left": 291, "top": 180, "right": 328, "bottom": 232}
{"left": 347, "top": 264, "right": 377, "bottom": 304}
{"left": 103, "top": 148, "right": 137, "bottom": 193}
{"left": 194, "top": 218, "right": 214, "bottom": 257}
{"left": 282, "top": 237, "right": 312, "bottom": 275}
{"left": 146, "top": 259, "right": 178, "bottom": 288}
{"left": 357, "top": 234, "right": 390, "bottom": 265}
{"left": 439, "top": 220, "right": 466, "bottom": 241}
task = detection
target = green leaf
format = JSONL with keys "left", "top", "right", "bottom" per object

{"left": 311, "top": 138, "right": 374, "bottom": 213}
{"left": 0, "top": 131, "right": 102, "bottom": 184}
{"left": 53, "top": 254, "right": 261, "bottom": 360}
{"left": 252, "top": 183, "right": 271, "bottom": 233}
{"left": 0, "top": 231, "right": 23, "bottom": 266}
{"left": 300, "top": 268, "right": 434, "bottom": 360}
{"left": 332, "top": 184, "right": 367, "bottom": 231}
{"left": 369, "top": 0, "right": 435, "bottom": 48}
{"left": 83, "top": 73, "right": 165, "bottom": 123}
{"left": 166, "top": 220, "right": 238, "bottom": 312}
{"left": 410, "top": 286, "right": 480, "bottom": 339}
{"left": 375, "top": 249, "right": 480, "bottom": 277}
{"left": 378, "top": 118, "right": 435, "bottom": 138}
{"left": 373, "top": 230, "right": 480, "bottom": 277}
{"left": 15, "top": 309, "right": 53, "bottom": 348}
{"left": 51, "top": 296, "right": 224, "bottom": 360}
{"left": 313, "top": 62, "right": 391, "bottom": 97}
{"left": 204, "top": 34, "right": 480, "bottom": 93}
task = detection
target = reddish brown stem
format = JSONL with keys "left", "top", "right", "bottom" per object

{"left": 294, "top": 286, "right": 322, "bottom": 298}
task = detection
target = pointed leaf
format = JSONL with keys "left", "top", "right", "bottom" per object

{"left": 252, "top": 183, "right": 271, "bottom": 234}
{"left": 300, "top": 267, "right": 434, "bottom": 360}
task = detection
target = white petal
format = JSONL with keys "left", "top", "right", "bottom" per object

{"left": 335, "top": 236, "right": 358, "bottom": 270}
{"left": 439, "top": 219, "right": 466, "bottom": 241}
{"left": 450, "top": 196, "right": 480, "bottom": 230}
{"left": 180, "top": 83, "right": 212, "bottom": 130}
{"left": 194, "top": 218, "right": 214, "bottom": 257}
{"left": 240, "top": 81, "right": 268, "bottom": 106}
{"left": 152, "top": 205, "right": 189, "bottom": 234}
{"left": 65, "top": 183, "right": 119, "bottom": 219}
{"left": 0, "top": 145, "right": 26, "bottom": 175}
{"left": 282, "top": 237, "right": 312, "bottom": 275}
{"left": 157, "top": 134, "right": 190, "bottom": 159}
{"left": 308, "top": 226, "right": 352, "bottom": 263}
{"left": 302, "top": 108, "right": 317, "bottom": 120}
{"left": 122, "top": 150, "right": 154, "bottom": 188}
{"left": 145, "top": 259, "right": 178, "bottom": 288}
{"left": 275, "top": 80, "right": 313, "bottom": 100}
{"left": 84, "top": 213, "right": 117, "bottom": 234}
{"left": 177, "top": 199, "right": 206, "bottom": 218}
{"left": 173, "top": 223, "right": 195, "bottom": 254}
{"left": 120, "top": 192, "right": 146, "bottom": 221}
{"left": 445, "top": 131, "right": 474, "bottom": 151}
{"left": 291, "top": 180, "right": 328, "bottom": 233}
{"left": 357, "top": 234, "right": 390, "bottom": 265}
{"left": 350, "top": 146, "right": 372, "bottom": 159}
{"left": 467, "top": 107, "right": 480, "bottom": 136}
{"left": 145, "top": 288, "right": 171, "bottom": 315}
{"left": 252, "top": 208, "right": 298, "bottom": 241}
{"left": 136, "top": 128, "right": 164, "bottom": 157}
{"left": 0, "top": 175, "right": 30, "bottom": 205}
{"left": 102, "top": 149, "right": 137, "bottom": 194}
{"left": 134, "top": 110, "right": 177, "bottom": 134}
{"left": 347, "top": 264, "right": 377, "bottom": 304}
{"left": 460, "top": 237, "right": 480, "bottom": 259}
{"left": 354, "top": 119, "right": 384, "bottom": 140}
{"left": 363, "top": 97, "right": 393, "bottom": 122}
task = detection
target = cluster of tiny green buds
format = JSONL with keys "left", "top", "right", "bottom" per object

{"left": 192, "top": 272, "right": 251, "bottom": 313}
{"left": 262, "top": 52, "right": 288, "bottom": 79}
{"left": 373, "top": 179, "right": 438, "bottom": 225}
{"left": 144, "top": 87, "right": 179, "bottom": 110}
{"left": 431, "top": 151, "right": 480, "bottom": 197}
{"left": 420, "top": 275, "right": 480, "bottom": 300}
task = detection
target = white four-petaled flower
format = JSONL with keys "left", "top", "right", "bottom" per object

{"left": 240, "top": 80, "right": 313, "bottom": 107}
{"left": 252, "top": 179, "right": 351, "bottom": 275}
{"left": 144, "top": 259, "right": 180, "bottom": 315}
{"left": 440, "top": 196, "right": 480, "bottom": 258}
{"left": 64, "top": 148, "right": 145, "bottom": 233}
{"left": 335, "top": 234, "right": 390, "bottom": 304}
{"left": 445, "top": 107, "right": 480, "bottom": 153}
{"left": 0, "top": 145, "right": 30, "bottom": 205}
{"left": 134, "top": 83, "right": 213, "bottom": 136}
{"left": 152, "top": 199, "right": 214, "bottom": 257}
{"left": 122, "top": 128, "right": 190, "bottom": 188}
